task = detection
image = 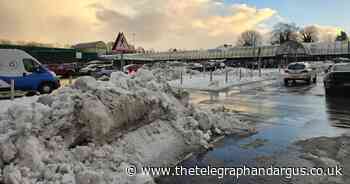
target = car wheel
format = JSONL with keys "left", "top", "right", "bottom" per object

{"left": 325, "top": 88, "right": 333, "bottom": 97}
{"left": 39, "top": 82, "right": 54, "bottom": 94}
{"left": 313, "top": 76, "right": 317, "bottom": 83}
{"left": 284, "top": 79, "right": 289, "bottom": 86}
{"left": 306, "top": 78, "right": 311, "bottom": 84}
{"left": 65, "top": 70, "right": 74, "bottom": 78}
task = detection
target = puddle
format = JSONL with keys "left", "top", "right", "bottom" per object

{"left": 157, "top": 83, "right": 350, "bottom": 184}
{"left": 240, "top": 138, "right": 269, "bottom": 149}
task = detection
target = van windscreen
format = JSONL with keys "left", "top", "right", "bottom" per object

{"left": 23, "top": 59, "right": 39, "bottom": 72}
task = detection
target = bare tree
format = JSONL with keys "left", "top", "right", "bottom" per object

{"left": 0, "top": 39, "right": 13, "bottom": 45}
{"left": 300, "top": 26, "right": 319, "bottom": 43}
{"left": 26, "top": 42, "right": 54, "bottom": 48}
{"left": 63, "top": 44, "right": 72, "bottom": 48}
{"left": 271, "top": 23, "right": 299, "bottom": 45}
{"left": 335, "top": 31, "right": 348, "bottom": 42}
{"left": 106, "top": 41, "right": 115, "bottom": 53}
{"left": 237, "top": 30, "right": 262, "bottom": 47}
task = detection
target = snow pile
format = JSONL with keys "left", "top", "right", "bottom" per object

{"left": 145, "top": 63, "right": 200, "bottom": 81}
{"left": 169, "top": 68, "right": 281, "bottom": 91}
{"left": 151, "top": 67, "right": 183, "bottom": 81}
{"left": 0, "top": 69, "right": 252, "bottom": 184}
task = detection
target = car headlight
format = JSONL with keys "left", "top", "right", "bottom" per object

{"left": 50, "top": 71, "right": 57, "bottom": 77}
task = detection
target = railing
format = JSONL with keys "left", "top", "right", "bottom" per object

{"left": 124, "top": 41, "right": 350, "bottom": 61}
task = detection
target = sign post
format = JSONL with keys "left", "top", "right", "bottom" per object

{"left": 10, "top": 80, "right": 15, "bottom": 100}
{"left": 111, "top": 32, "right": 135, "bottom": 70}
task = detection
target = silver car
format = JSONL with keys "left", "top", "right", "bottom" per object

{"left": 284, "top": 62, "right": 317, "bottom": 86}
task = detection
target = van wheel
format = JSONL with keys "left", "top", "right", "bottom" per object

{"left": 39, "top": 82, "right": 54, "bottom": 94}
{"left": 25, "top": 91, "right": 37, "bottom": 97}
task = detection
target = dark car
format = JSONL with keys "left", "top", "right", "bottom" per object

{"left": 324, "top": 63, "right": 350, "bottom": 96}
{"left": 189, "top": 63, "right": 204, "bottom": 72}
{"left": 92, "top": 65, "right": 116, "bottom": 78}
{"left": 46, "top": 63, "right": 78, "bottom": 77}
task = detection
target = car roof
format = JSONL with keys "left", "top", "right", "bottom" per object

{"left": 333, "top": 63, "right": 350, "bottom": 66}
{"left": 288, "top": 62, "right": 308, "bottom": 65}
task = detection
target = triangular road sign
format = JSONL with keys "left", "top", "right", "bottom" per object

{"left": 112, "top": 32, "right": 132, "bottom": 53}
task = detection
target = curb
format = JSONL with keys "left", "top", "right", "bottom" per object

{"left": 171, "top": 77, "right": 278, "bottom": 92}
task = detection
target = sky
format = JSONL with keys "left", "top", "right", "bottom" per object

{"left": 233, "top": 0, "right": 349, "bottom": 28}
{"left": 0, "top": 0, "right": 348, "bottom": 50}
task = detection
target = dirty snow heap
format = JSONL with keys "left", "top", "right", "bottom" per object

{"left": 0, "top": 69, "right": 252, "bottom": 184}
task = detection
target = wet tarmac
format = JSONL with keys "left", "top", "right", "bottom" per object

{"left": 157, "top": 80, "right": 350, "bottom": 184}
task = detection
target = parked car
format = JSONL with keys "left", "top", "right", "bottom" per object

{"left": 46, "top": 63, "right": 79, "bottom": 77}
{"left": 189, "top": 63, "right": 204, "bottom": 72}
{"left": 324, "top": 63, "right": 350, "bottom": 96}
{"left": 87, "top": 60, "right": 112, "bottom": 65}
{"left": 79, "top": 64, "right": 100, "bottom": 75}
{"left": 122, "top": 64, "right": 143, "bottom": 75}
{"left": 0, "top": 49, "right": 60, "bottom": 94}
{"left": 92, "top": 65, "right": 116, "bottom": 78}
{"left": 214, "top": 62, "right": 226, "bottom": 69}
{"left": 284, "top": 62, "right": 317, "bottom": 86}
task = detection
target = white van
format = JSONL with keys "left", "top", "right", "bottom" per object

{"left": 0, "top": 49, "right": 60, "bottom": 94}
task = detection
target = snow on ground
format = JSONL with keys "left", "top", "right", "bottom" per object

{"left": 0, "top": 96, "right": 39, "bottom": 114}
{"left": 168, "top": 68, "right": 282, "bottom": 91}
{"left": 0, "top": 69, "right": 254, "bottom": 184}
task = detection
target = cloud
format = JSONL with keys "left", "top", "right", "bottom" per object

{"left": 93, "top": 1, "right": 278, "bottom": 49}
{"left": 0, "top": 0, "right": 278, "bottom": 50}
{"left": 192, "top": 4, "right": 276, "bottom": 36}
{"left": 311, "top": 24, "right": 340, "bottom": 42}
{"left": 0, "top": 0, "right": 101, "bottom": 44}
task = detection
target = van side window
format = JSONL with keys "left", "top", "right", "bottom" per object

{"left": 23, "top": 59, "right": 38, "bottom": 72}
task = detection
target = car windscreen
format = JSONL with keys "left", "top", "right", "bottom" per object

{"left": 288, "top": 63, "right": 305, "bottom": 70}
{"left": 332, "top": 64, "right": 350, "bottom": 72}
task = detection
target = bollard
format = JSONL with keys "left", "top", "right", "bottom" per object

{"left": 180, "top": 71, "right": 183, "bottom": 85}
{"left": 225, "top": 69, "right": 228, "bottom": 83}
{"left": 239, "top": 68, "right": 242, "bottom": 80}
{"left": 69, "top": 75, "right": 73, "bottom": 85}
{"left": 210, "top": 70, "right": 213, "bottom": 82}
{"left": 10, "top": 80, "right": 15, "bottom": 100}
{"left": 258, "top": 62, "right": 262, "bottom": 77}
{"left": 203, "top": 65, "right": 206, "bottom": 76}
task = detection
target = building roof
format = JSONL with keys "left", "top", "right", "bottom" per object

{"left": 73, "top": 41, "right": 106, "bottom": 49}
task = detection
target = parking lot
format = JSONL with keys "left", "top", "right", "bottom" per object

{"left": 158, "top": 78, "right": 350, "bottom": 184}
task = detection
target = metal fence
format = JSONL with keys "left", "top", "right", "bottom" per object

{"left": 133, "top": 41, "right": 350, "bottom": 61}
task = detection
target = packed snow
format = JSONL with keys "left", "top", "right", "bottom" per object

{"left": 0, "top": 69, "right": 254, "bottom": 184}
{"left": 168, "top": 68, "right": 281, "bottom": 91}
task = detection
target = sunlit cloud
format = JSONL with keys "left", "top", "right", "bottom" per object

{"left": 311, "top": 24, "right": 340, "bottom": 42}
{"left": 0, "top": 0, "right": 341, "bottom": 50}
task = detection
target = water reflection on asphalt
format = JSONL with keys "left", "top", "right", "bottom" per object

{"left": 157, "top": 81, "right": 350, "bottom": 184}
